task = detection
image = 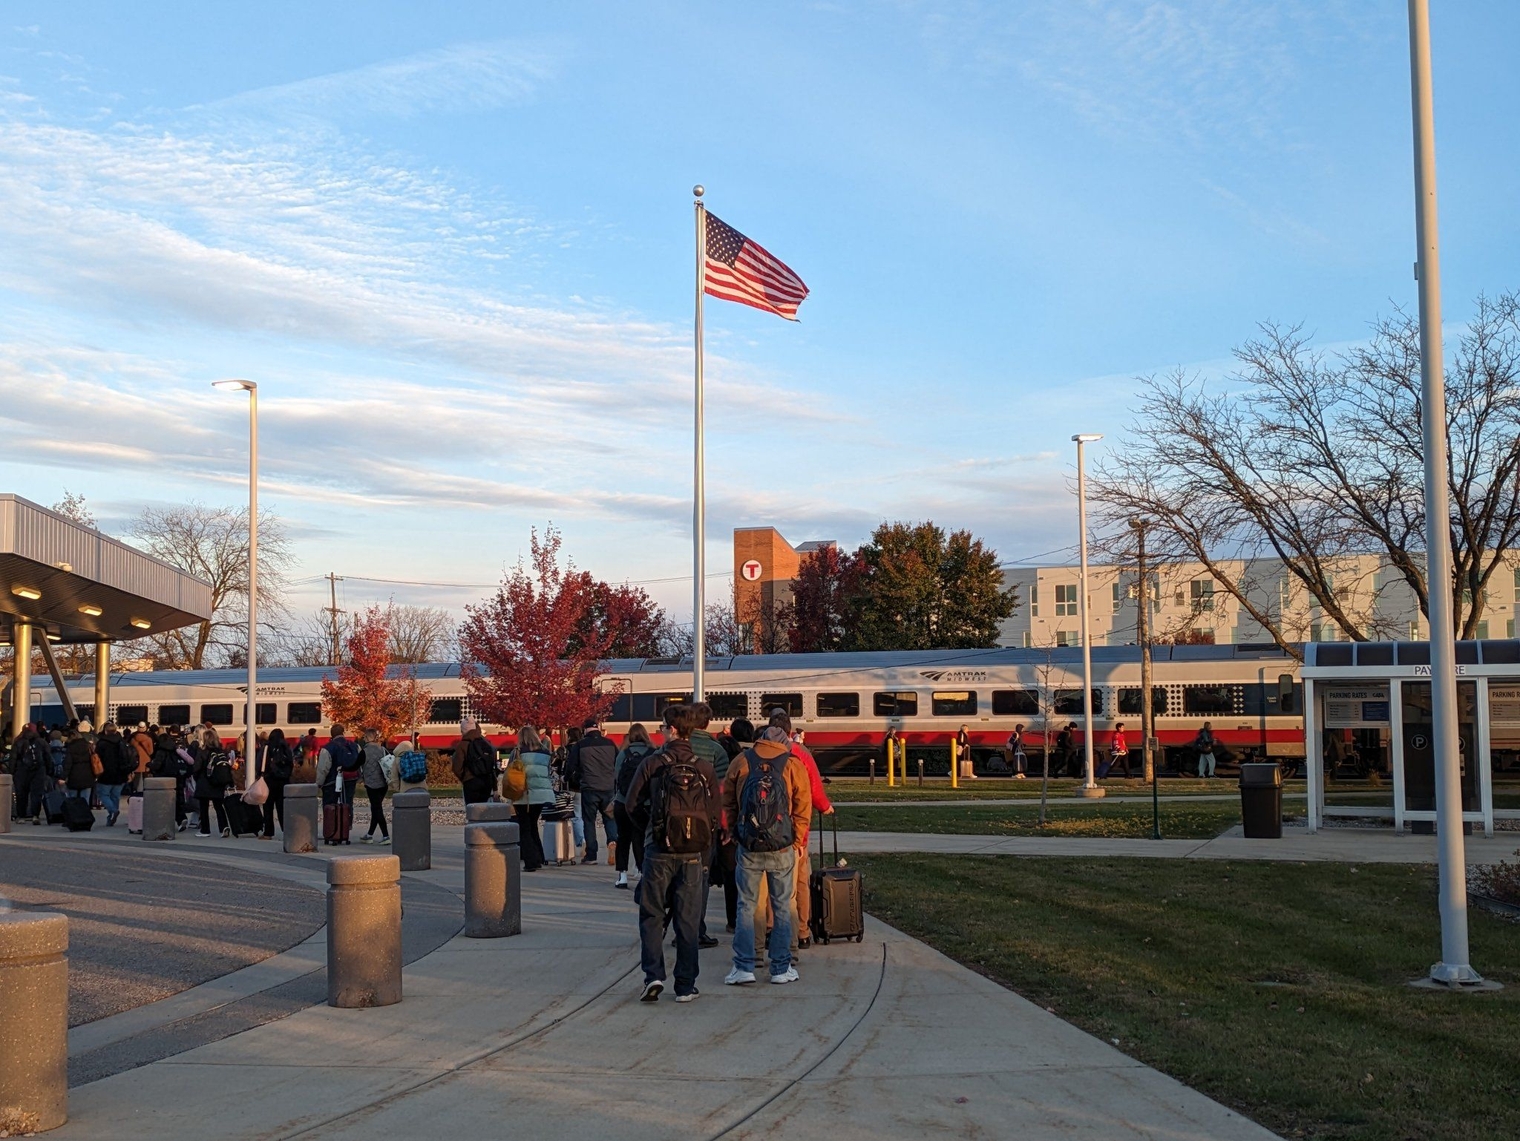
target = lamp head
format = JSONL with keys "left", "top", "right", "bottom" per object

{"left": 213, "top": 379, "right": 257, "bottom": 392}
{"left": 1072, "top": 433, "right": 1103, "bottom": 443}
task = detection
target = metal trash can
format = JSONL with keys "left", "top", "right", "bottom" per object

{"left": 1239, "top": 763, "right": 1283, "bottom": 839}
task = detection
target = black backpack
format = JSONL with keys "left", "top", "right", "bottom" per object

{"left": 206, "top": 750, "right": 235, "bottom": 790}
{"left": 650, "top": 748, "right": 713, "bottom": 855}
{"left": 736, "top": 748, "right": 794, "bottom": 853}
{"left": 615, "top": 744, "right": 650, "bottom": 799}
{"left": 465, "top": 736, "right": 497, "bottom": 782}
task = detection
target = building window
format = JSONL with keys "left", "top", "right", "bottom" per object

{"left": 1112, "top": 582, "right": 1123, "bottom": 612}
{"left": 815, "top": 692, "right": 860, "bottom": 718}
{"left": 1277, "top": 578, "right": 1292, "bottom": 615}
{"left": 288, "top": 701, "right": 323, "bottom": 725}
{"left": 1055, "top": 630, "right": 1073, "bottom": 647}
{"left": 930, "top": 691, "right": 978, "bottom": 716}
{"left": 1190, "top": 579, "right": 1215, "bottom": 612}
{"left": 873, "top": 691, "right": 918, "bottom": 717}
{"left": 1029, "top": 585, "right": 1038, "bottom": 617}
{"left": 1510, "top": 619, "right": 1516, "bottom": 639}
{"left": 1021, "top": 631, "right": 1032, "bottom": 648}
{"left": 1513, "top": 567, "right": 1520, "bottom": 603}
{"left": 1476, "top": 620, "right": 1490, "bottom": 640}
{"left": 1055, "top": 584, "right": 1078, "bottom": 617}
{"left": 1311, "top": 623, "right": 1332, "bottom": 643}
{"left": 1409, "top": 621, "right": 1421, "bottom": 640}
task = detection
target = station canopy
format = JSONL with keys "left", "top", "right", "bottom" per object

{"left": 0, "top": 495, "right": 213, "bottom": 644}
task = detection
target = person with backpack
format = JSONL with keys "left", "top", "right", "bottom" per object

{"left": 358, "top": 728, "right": 391, "bottom": 844}
{"left": 625, "top": 703, "right": 720, "bottom": 1004}
{"left": 1007, "top": 724, "right": 1028, "bottom": 779}
{"left": 507, "top": 725, "right": 555, "bottom": 872}
{"left": 716, "top": 718, "right": 756, "bottom": 930}
{"left": 721, "top": 717, "right": 812, "bottom": 987}
{"left": 63, "top": 723, "right": 97, "bottom": 804}
{"left": 10, "top": 723, "right": 50, "bottom": 825}
{"left": 192, "top": 727, "right": 239, "bottom": 837}
{"left": 149, "top": 727, "right": 190, "bottom": 831}
{"left": 260, "top": 727, "right": 296, "bottom": 838}
{"left": 93, "top": 721, "right": 131, "bottom": 826}
{"left": 1194, "top": 722, "right": 1217, "bottom": 778}
{"left": 393, "top": 736, "right": 428, "bottom": 790}
{"left": 566, "top": 718, "right": 619, "bottom": 866}
{"left": 764, "top": 710, "right": 831, "bottom": 950}
{"left": 317, "top": 724, "right": 360, "bottom": 845}
{"left": 611, "top": 723, "right": 654, "bottom": 888}
{"left": 1109, "top": 722, "right": 1132, "bottom": 779}
{"left": 451, "top": 717, "right": 497, "bottom": 806}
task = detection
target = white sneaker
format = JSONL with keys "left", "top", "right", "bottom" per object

{"left": 376, "top": 835, "right": 390, "bottom": 845}
{"left": 725, "top": 968, "right": 756, "bottom": 986}
{"left": 674, "top": 989, "right": 700, "bottom": 1003}
{"left": 639, "top": 979, "right": 663, "bottom": 1002}
{"left": 359, "top": 835, "right": 373, "bottom": 844}
{"left": 615, "top": 872, "right": 629, "bottom": 889}
{"left": 770, "top": 967, "right": 799, "bottom": 985}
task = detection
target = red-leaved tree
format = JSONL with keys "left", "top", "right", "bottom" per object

{"left": 788, "top": 546, "right": 858, "bottom": 653}
{"left": 460, "top": 526, "right": 622, "bottom": 731}
{"left": 319, "top": 606, "right": 428, "bottom": 735}
{"left": 570, "top": 578, "right": 666, "bottom": 659}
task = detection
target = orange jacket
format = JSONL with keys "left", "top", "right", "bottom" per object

{"left": 722, "top": 740, "right": 813, "bottom": 850}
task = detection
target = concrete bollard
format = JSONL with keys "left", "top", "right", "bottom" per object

{"left": 0, "top": 773, "right": 11, "bottom": 834}
{"left": 465, "top": 801, "right": 514, "bottom": 823}
{"left": 0, "top": 912, "right": 68, "bottom": 1134}
{"left": 327, "top": 855, "right": 402, "bottom": 1009}
{"left": 464, "top": 821, "right": 521, "bottom": 938}
{"left": 282, "top": 783, "right": 320, "bottom": 853}
{"left": 141, "top": 776, "right": 178, "bottom": 841}
{"left": 391, "top": 789, "right": 431, "bottom": 871}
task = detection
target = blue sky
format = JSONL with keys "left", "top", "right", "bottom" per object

{"left": 2, "top": 2, "right": 1518, "bottom": 625}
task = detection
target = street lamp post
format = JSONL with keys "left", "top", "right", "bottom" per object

{"left": 1073, "top": 434, "right": 1104, "bottom": 799}
{"left": 214, "top": 379, "right": 259, "bottom": 785}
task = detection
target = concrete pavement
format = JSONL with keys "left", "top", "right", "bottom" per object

{"left": 2, "top": 823, "right": 1277, "bottom": 1140}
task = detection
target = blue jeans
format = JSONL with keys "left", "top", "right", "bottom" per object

{"left": 580, "top": 788, "right": 617, "bottom": 859}
{"left": 638, "top": 850, "right": 706, "bottom": 995}
{"left": 733, "top": 847, "right": 797, "bottom": 975}
{"left": 99, "top": 784, "right": 124, "bottom": 817}
{"left": 65, "top": 788, "right": 92, "bottom": 800}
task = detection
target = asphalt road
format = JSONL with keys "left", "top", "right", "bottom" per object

{"left": 0, "top": 845, "right": 326, "bottom": 1027}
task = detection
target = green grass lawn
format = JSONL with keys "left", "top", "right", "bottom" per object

{"left": 832, "top": 800, "right": 1248, "bottom": 839}
{"left": 827, "top": 776, "right": 1310, "bottom": 802}
{"left": 855, "top": 855, "right": 1520, "bottom": 1141}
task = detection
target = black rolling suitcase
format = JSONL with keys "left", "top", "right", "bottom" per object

{"left": 62, "top": 795, "right": 94, "bottom": 832}
{"left": 809, "top": 811, "right": 864, "bottom": 944}
{"left": 43, "top": 788, "right": 68, "bottom": 825}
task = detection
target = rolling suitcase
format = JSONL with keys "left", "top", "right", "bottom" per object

{"left": 43, "top": 788, "right": 67, "bottom": 825}
{"left": 809, "top": 811, "right": 864, "bottom": 945}
{"left": 542, "top": 816, "right": 577, "bottom": 865}
{"left": 62, "top": 795, "right": 95, "bottom": 832}
{"left": 126, "top": 793, "right": 143, "bottom": 834}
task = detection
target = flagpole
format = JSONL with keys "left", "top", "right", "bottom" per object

{"left": 693, "top": 185, "right": 707, "bottom": 702}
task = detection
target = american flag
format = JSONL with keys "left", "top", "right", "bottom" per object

{"left": 703, "top": 212, "right": 809, "bottom": 321}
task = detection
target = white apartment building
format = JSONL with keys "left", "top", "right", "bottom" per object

{"left": 998, "top": 554, "right": 1520, "bottom": 649}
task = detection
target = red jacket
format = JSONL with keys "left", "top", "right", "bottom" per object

{"left": 791, "top": 742, "right": 831, "bottom": 815}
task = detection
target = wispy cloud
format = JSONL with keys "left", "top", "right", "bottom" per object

{"left": 191, "top": 39, "right": 561, "bottom": 122}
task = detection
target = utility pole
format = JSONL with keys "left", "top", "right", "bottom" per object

{"left": 1132, "top": 518, "right": 1160, "bottom": 840}
{"left": 325, "top": 573, "right": 344, "bottom": 665}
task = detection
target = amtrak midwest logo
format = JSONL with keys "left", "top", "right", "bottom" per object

{"left": 918, "top": 670, "right": 989, "bottom": 682}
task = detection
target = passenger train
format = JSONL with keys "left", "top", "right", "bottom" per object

{"left": 25, "top": 644, "right": 1306, "bottom": 775}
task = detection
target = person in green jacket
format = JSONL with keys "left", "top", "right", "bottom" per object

{"left": 511, "top": 725, "right": 556, "bottom": 871}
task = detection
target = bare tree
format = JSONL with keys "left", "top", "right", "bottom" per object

{"left": 129, "top": 503, "right": 291, "bottom": 669}
{"left": 385, "top": 603, "right": 457, "bottom": 663}
{"left": 1092, "top": 292, "right": 1520, "bottom": 655}
{"left": 52, "top": 490, "right": 96, "bottom": 530}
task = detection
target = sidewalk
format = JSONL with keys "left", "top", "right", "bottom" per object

{"left": 3, "top": 825, "right": 1277, "bottom": 1140}
{"left": 831, "top": 822, "right": 1520, "bottom": 863}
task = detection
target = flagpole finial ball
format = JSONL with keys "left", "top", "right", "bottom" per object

{"left": 693, "top": 185, "right": 704, "bottom": 198}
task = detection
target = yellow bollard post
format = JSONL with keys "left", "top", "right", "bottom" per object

{"left": 949, "top": 736, "right": 959, "bottom": 789}
{"left": 898, "top": 738, "right": 908, "bottom": 787}
{"left": 887, "top": 737, "right": 896, "bottom": 787}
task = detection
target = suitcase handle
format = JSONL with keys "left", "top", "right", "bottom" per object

{"left": 815, "top": 807, "right": 844, "bottom": 868}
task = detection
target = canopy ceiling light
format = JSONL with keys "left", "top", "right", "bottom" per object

{"left": 77, "top": 603, "right": 103, "bottom": 617}
{"left": 129, "top": 617, "right": 151, "bottom": 630}
{"left": 11, "top": 585, "right": 41, "bottom": 600}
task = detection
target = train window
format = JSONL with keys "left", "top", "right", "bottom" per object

{"left": 873, "top": 691, "right": 918, "bottom": 717}
{"left": 157, "top": 704, "right": 191, "bottom": 726}
{"left": 931, "top": 691, "right": 978, "bottom": 716}
{"left": 816, "top": 692, "right": 860, "bottom": 718}
{"left": 427, "top": 698, "right": 463, "bottom": 725}
{"left": 257, "top": 703, "right": 278, "bottom": 725}
{"left": 200, "top": 703, "right": 235, "bottom": 726}
{"left": 1182, "top": 685, "right": 1239, "bottom": 715}
{"left": 654, "top": 693, "right": 694, "bottom": 719}
{"left": 604, "top": 694, "right": 632, "bottom": 723}
{"left": 114, "top": 704, "right": 148, "bottom": 727}
{"left": 991, "top": 689, "right": 1039, "bottom": 716}
{"left": 288, "top": 702, "right": 323, "bottom": 725}
{"left": 705, "top": 693, "right": 749, "bottom": 719}
{"left": 1118, "top": 688, "right": 1170, "bottom": 716}
{"left": 1053, "top": 689, "right": 1102, "bottom": 715}
{"left": 760, "top": 693, "right": 804, "bottom": 718}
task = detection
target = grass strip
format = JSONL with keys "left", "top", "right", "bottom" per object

{"left": 833, "top": 800, "right": 1246, "bottom": 839}
{"left": 854, "top": 854, "right": 1520, "bottom": 1141}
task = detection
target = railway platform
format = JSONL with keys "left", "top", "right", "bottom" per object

{"left": 2, "top": 823, "right": 1276, "bottom": 1140}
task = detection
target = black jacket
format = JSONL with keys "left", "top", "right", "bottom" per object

{"left": 7, "top": 731, "right": 46, "bottom": 774}
{"left": 64, "top": 737, "right": 96, "bottom": 790}
{"left": 566, "top": 729, "right": 618, "bottom": 793}
{"left": 95, "top": 732, "right": 133, "bottom": 783}
{"left": 624, "top": 739, "right": 720, "bottom": 854}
